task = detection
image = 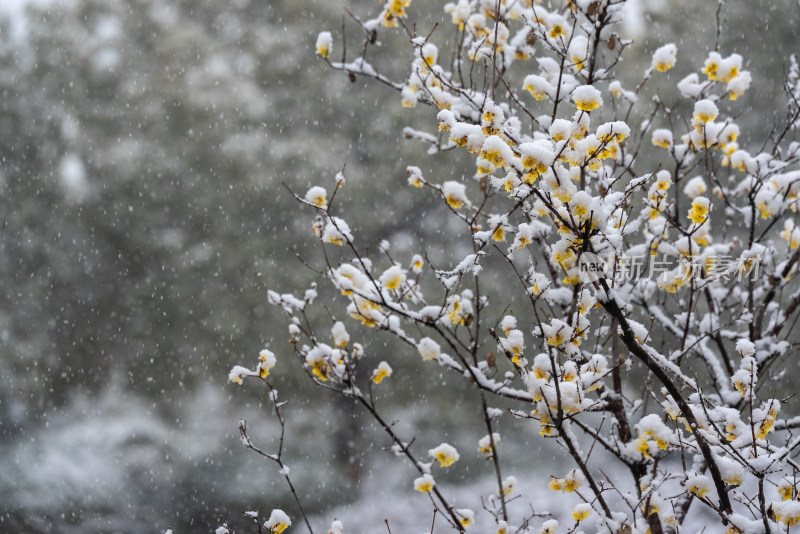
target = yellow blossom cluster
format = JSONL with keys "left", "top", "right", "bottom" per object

{"left": 772, "top": 501, "right": 800, "bottom": 527}
{"left": 634, "top": 414, "right": 672, "bottom": 458}
{"left": 381, "top": 0, "right": 411, "bottom": 27}
{"left": 702, "top": 51, "right": 752, "bottom": 100}
{"left": 548, "top": 469, "right": 584, "bottom": 493}
{"left": 287, "top": 4, "right": 800, "bottom": 533}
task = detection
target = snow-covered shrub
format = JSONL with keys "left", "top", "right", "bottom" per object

{"left": 228, "top": 1, "right": 800, "bottom": 532}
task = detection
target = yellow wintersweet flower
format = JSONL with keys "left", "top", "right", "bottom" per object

{"left": 692, "top": 228, "right": 711, "bottom": 247}
{"left": 656, "top": 172, "right": 672, "bottom": 191}
{"left": 500, "top": 174, "right": 516, "bottom": 192}
{"left": 658, "top": 274, "right": 684, "bottom": 294}
{"left": 732, "top": 375, "right": 748, "bottom": 397}
{"left": 728, "top": 70, "right": 751, "bottom": 100}
{"left": 688, "top": 478, "right": 710, "bottom": 498}
{"left": 265, "top": 510, "right": 292, "bottom": 534}
{"left": 400, "top": 87, "right": 419, "bottom": 109}
{"left": 568, "top": 35, "right": 588, "bottom": 71}
{"left": 410, "top": 254, "right": 424, "bottom": 273}
{"left": 445, "top": 1, "right": 469, "bottom": 30}
{"left": 308, "top": 359, "right": 329, "bottom": 381}
{"left": 448, "top": 299, "right": 465, "bottom": 325}
{"left": 781, "top": 220, "right": 800, "bottom": 249}
{"left": 315, "top": 32, "right": 333, "bottom": 59}
{"left": 331, "top": 321, "right": 349, "bottom": 348}
{"left": 516, "top": 233, "right": 532, "bottom": 249}
{"left": 350, "top": 311, "right": 378, "bottom": 328}
{"left": 305, "top": 186, "right": 327, "bottom": 208}
{"left": 725, "top": 422, "right": 741, "bottom": 442}
{"left": 778, "top": 480, "right": 795, "bottom": 501}
{"left": 382, "top": 0, "right": 411, "bottom": 27}
{"left": 456, "top": 509, "right": 474, "bottom": 528}
{"left": 561, "top": 362, "right": 578, "bottom": 382}
{"left": 546, "top": 331, "right": 564, "bottom": 347}
{"left": 323, "top": 228, "right": 344, "bottom": 246}
{"left": 637, "top": 427, "right": 659, "bottom": 454}
{"left": 414, "top": 474, "right": 435, "bottom": 493}
{"left": 774, "top": 502, "right": 800, "bottom": 527}
{"left": 572, "top": 504, "right": 591, "bottom": 522}
{"left": 718, "top": 54, "right": 742, "bottom": 83}
{"left": 703, "top": 52, "right": 722, "bottom": 80}
{"left": 693, "top": 100, "right": 718, "bottom": 124}
{"left": 548, "top": 18, "right": 568, "bottom": 40}
{"left": 651, "top": 128, "right": 673, "bottom": 149}
{"left": 228, "top": 365, "right": 251, "bottom": 385}
{"left": 371, "top": 361, "right": 392, "bottom": 384}
{"left": 757, "top": 418, "right": 776, "bottom": 440}
{"left": 492, "top": 226, "right": 506, "bottom": 242}
{"left": 505, "top": 329, "right": 524, "bottom": 364}
{"left": 688, "top": 197, "right": 710, "bottom": 224}
{"left": 421, "top": 43, "right": 437, "bottom": 69}
{"left": 572, "top": 85, "right": 602, "bottom": 112}
{"left": 563, "top": 470, "right": 583, "bottom": 492}
{"left": 501, "top": 476, "right": 516, "bottom": 496}
{"left": 602, "top": 142, "right": 620, "bottom": 160}
{"left": 417, "top": 337, "right": 441, "bottom": 361}
{"left": 379, "top": 265, "right": 406, "bottom": 291}
{"left": 476, "top": 157, "right": 494, "bottom": 177}
{"left": 651, "top": 43, "right": 677, "bottom": 72}
{"left": 757, "top": 198, "right": 774, "bottom": 219}
{"left": 382, "top": 11, "right": 399, "bottom": 27}
{"left": 500, "top": 316, "right": 516, "bottom": 337}
{"left": 433, "top": 92, "right": 453, "bottom": 110}
{"left": 481, "top": 135, "right": 510, "bottom": 167}
{"left": 524, "top": 80, "right": 550, "bottom": 101}
{"left": 429, "top": 443, "right": 460, "bottom": 467}
{"left": 479, "top": 433, "right": 501, "bottom": 455}
{"left": 551, "top": 246, "right": 575, "bottom": 270}
{"left": 442, "top": 181, "right": 468, "bottom": 209}
{"left": 539, "top": 425, "right": 555, "bottom": 437}
{"left": 515, "top": 47, "right": 531, "bottom": 61}
{"left": 530, "top": 281, "right": 544, "bottom": 296}
{"left": 257, "top": 349, "right": 277, "bottom": 378}
{"left": 723, "top": 471, "right": 742, "bottom": 487}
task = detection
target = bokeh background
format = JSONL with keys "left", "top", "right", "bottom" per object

{"left": 1, "top": 0, "right": 798, "bottom": 532}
